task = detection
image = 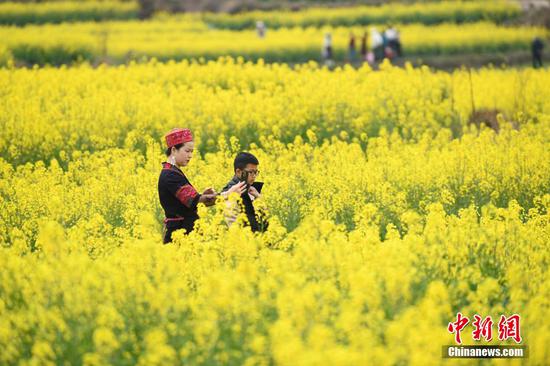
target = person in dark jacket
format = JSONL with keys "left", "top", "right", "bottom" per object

{"left": 532, "top": 37, "right": 544, "bottom": 68}
{"left": 158, "top": 128, "right": 217, "bottom": 244}
{"left": 360, "top": 31, "right": 368, "bottom": 62}
{"left": 221, "top": 152, "right": 268, "bottom": 232}
{"left": 348, "top": 32, "right": 357, "bottom": 63}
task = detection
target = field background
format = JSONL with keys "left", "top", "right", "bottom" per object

{"left": 0, "top": 0, "right": 548, "bottom": 67}
{"left": 0, "top": 1, "right": 549, "bottom": 365}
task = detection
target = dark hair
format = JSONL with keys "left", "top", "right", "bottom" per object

{"left": 234, "top": 152, "right": 259, "bottom": 171}
{"left": 165, "top": 143, "right": 184, "bottom": 157}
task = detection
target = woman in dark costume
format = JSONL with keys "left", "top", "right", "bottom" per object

{"left": 157, "top": 128, "right": 217, "bottom": 244}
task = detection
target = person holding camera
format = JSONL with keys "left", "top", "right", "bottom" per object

{"left": 221, "top": 152, "right": 268, "bottom": 232}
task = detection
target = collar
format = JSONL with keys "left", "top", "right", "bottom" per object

{"left": 162, "top": 162, "right": 184, "bottom": 175}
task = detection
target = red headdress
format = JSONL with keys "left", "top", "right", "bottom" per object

{"left": 165, "top": 128, "right": 193, "bottom": 148}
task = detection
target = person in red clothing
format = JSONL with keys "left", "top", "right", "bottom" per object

{"left": 157, "top": 128, "right": 217, "bottom": 244}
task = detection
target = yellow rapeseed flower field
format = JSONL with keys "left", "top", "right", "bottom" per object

{"left": 0, "top": 0, "right": 138, "bottom": 26}
{"left": 201, "top": 0, "right": 521, "bottom": 29}
{"left": 0, "top": 19, "right": 546, "bottom": 65}
{"left": 0, "top": 0, "right": 520, "bottom": 27}
{"left": 0, "top": 60, "right": 549, "bottom": 365}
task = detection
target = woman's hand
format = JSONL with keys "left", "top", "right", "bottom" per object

{"left": 199, "top": 187, "right": 217, "bottom": 206}
{"left": 202, "top": 187, "right": 216, "bottom": 195}
{"left": 226, "top": 181, "right": 247, "bottom": 196}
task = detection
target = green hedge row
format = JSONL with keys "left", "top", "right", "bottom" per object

{"left": 0, "top": 1, "right": 139, "bottom": 26}
{"left": 1, "top": 40, "right": 534, "bottom": 67}
{"left": 201, "top": 1, "right": 522, "bottom": 30}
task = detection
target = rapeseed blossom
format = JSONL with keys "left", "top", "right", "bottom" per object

{"left": 0, "top": 60, "right": 548, "bottom": 365}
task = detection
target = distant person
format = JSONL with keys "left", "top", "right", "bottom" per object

{"left": 385, "top": 25, "right": 402, "bottom": 58}
{"left": 322, "top": 33, "right": 334, "bottom": 67}
{"left": 360, "top": 31, "right": 368, "bottom": 62}
{"left": 532, "top": 37, "right": 544, "bottom": 68}
{"left": 370, "top": 27, "right": 384, "bottom": 62}
{"left": 256, "top": 20, "right": 266, "bottom": 38}
{"left": 348, "top": 32, "right": 357, "bottom": 63}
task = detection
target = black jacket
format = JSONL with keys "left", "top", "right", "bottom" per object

{"left": 222, "top": 176, "right": 268, "bottom": 232}
{"left": 158, "top": 162, "right": 201, "bottom": 242}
